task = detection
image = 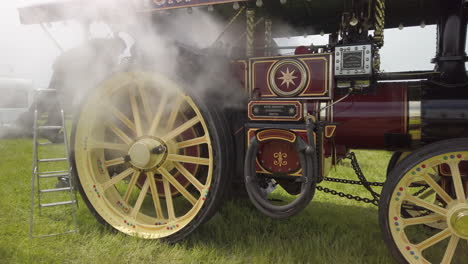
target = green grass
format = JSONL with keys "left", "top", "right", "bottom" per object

{"left": 0, "top": 138, "right": 395, "bottom": 264}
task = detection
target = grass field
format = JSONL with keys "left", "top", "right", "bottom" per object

{"left": 0, "top": 138, "right": 395, "bottom": 264}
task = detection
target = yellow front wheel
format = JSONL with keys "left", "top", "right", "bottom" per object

{"left": 380, "top": 139, "right": 468, "bottom": 263}
{"left": 72, "top": 71, "right": 232, "bottom": 241}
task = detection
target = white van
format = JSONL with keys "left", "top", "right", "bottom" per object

{"left": 0, "top": 78, "right": 34, "bottom": 134}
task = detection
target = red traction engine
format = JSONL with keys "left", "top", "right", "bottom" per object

{"left": 18, "top": 0, "right": 468, "bottom": 263}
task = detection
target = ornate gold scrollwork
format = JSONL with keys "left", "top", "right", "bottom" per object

{"left": 273, "top": 152, "right": 287, "bottom": 167}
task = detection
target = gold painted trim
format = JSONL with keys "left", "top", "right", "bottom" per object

{"left": 247, "top": 128, "right": 320, "bottom": 177}
{"left": 256, "top": 129, "right": 297, "bottom": 143}
{"left": 248, "top": 101, "right": 303, "bottom": 121}
{"left": 297, "top": 57, "right": 329, "bottom": 96}
{"left": 268, "top": 59, "right": 308, "bottom": 97}
{"left": 250, "top": 53, "right": 333, "bottom": 60}
{"left": 251, "top": 59, "right": 277, "bottom": 97}
{"left": 249, "top": 54, "right": 331, "bottom": 98}
{"left": 324, "top": 125, "right": 337, "bottom": 138}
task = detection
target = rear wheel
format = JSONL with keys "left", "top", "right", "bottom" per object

{"left": 72, "top": 71, "right": 231, "bottom": 242}
{"left": 379, "top": 138, "right": 468, "bottom": 263}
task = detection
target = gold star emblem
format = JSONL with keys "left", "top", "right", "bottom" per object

{"left": 277, "top": 67, "right": 298, "bottom": 89}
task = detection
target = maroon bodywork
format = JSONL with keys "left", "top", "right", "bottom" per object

{"left": 332, "top": 82, "right": 409, "bottom": 149}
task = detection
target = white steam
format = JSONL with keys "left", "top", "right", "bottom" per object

{"left": 52, "top": 4, "right": 244, "bottom": 107}
{"left": 2, "top": 2, "right": 248, "bottom": 139}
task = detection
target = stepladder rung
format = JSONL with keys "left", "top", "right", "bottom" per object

{"left": 37, "top": 125, "right": 63, "bottom": 130}
{"left": 38, "top": 172, "right": 70, "bottom": 178}
{"left": 40, "top": 187, "right": 72, "bottom": 193}
{"left": 38, "top": 158, "right": 67, "bottom": 162}
{"left": 38, "top": 170, "right": 68, "bottom": 175}
{"left": 31, "top": 100, "right": 78, "bottom": 238}
{"left": 40, "top": 200, "right": 76, "bottom": 207}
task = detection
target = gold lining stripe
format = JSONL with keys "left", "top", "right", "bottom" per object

{"left": 249, "top": 54, "right": 331, "bottom": 98}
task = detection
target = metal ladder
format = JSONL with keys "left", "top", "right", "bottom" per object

{"left": 29, "top": 89, "right": 78, "bottom": 238}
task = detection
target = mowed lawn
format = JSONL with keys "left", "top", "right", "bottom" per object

{"left": 0, "top": 138, "right": 395, "bottom": 264}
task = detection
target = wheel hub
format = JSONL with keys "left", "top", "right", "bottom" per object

{"left": 128, "top": 138, "right": 166, "bottom": 170}
{"left": 449, "top": 205, "right": 468, "bottom": 239}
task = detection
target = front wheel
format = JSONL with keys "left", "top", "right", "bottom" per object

{"left": 379, "top": 138, "right": 468, "bottom": 263}
{"left": 71, "top": 71, "right": 232, "bottom": 242}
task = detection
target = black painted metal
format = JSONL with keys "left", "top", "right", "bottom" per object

{"left": 421, "top": 81, "right": 468, "bottom": 143}
{"left": 433, "top": 0, "right": 468, "bottom": 84}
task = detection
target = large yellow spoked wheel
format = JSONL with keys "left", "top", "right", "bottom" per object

{"left": 71, "top": 70, "right": 232, "bottom": 242}
{"left": 380, "top": 138, "right": 468, "bottom": 263}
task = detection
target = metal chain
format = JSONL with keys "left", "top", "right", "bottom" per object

{"left": 346, "top": 152, "right": 382, "bottom": 199}
{"left": 412, "top": 184, "right": 430, "bottom": 197}
{"left": 316, "top": 186, "right": 377, "bottom": 205}
{"left": 316, "top": 152, "right": 382, "bottom": 206}
{"left": 317, "top": 152, "right": 434, "bottom": 208}
{"left": 323, "top": 176, "right": 384, "bottom": 187}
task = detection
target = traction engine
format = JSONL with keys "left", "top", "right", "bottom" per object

{"left": 18, "top": 0, "right": 468, "bottom": 263}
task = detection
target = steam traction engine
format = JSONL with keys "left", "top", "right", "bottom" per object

{"left": 19, "top": 0, "right": 468, "bottom": 263}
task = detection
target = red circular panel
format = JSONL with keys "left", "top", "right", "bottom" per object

{"left": 269, "top": 59, "right": 307, "bottom": 97}
{"left": 257, "top": 139, "right": 300, "bottom": 174}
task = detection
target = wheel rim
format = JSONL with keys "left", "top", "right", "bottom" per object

{"left": 74, "top": 71, "right": 213, "bottom": 239}
{"left": 388, "top": 152, "right": 468, "bottom": 263}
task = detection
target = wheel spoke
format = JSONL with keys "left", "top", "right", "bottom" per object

{"left": 448, "top": 161, "right": 466, "bottom": 202}
{"left": 129, "top": 86, "right": 143, "bottom": 137}
{"left": 405, "top": 194, "right": 448, "bottom": 216}
{"left": 102, "top": 168, "right": 134, "bottom": 191}
{"left": 106, "top": 103, "right": 136, "bottom": 133}
{"left": 167, "top": 154, "right": 210, "bottom": 166}
{"left": 148, "top": 93, "right": 168, "bottom": 136}
{"left": 441, "top": 235, "right": 459, "bottom": 264}
{"left": 158, "top": 167, "right": 197, "bottom": 205}
{"left": 162, "top": 117, "right": 201, "bottom": 142}
{"left": 106, "top": 122, "right": 133, "bottom": 145}
{"left": 417, "top": 189, "right": 435, "bottom": 200}
{"left": 87, "top": 140, "right": 129, "bottom": 152}
{"left": 166, "top": 96, "right": 184, "bottom": 131}
{"left": 421, "top": 172, "right": 453, "bottom": 205}
{"left": 402, "top": 214, "right": 445, "bottom": 227}
{"left": 162, "top": 177, "right": 176, "bottom": 220}
{"left": 130, "top": 177, "right": 150, "bottom": 218}
{"left": 123, "top": 170, "right": 141, "bottom": 202}
{"left": 416, "top": 228, "right": 451, "bottom": 251}
{"left": 104, "top": 157, "right": 126, "bottom": 167}
{"left": 147, "top": 172, "right": 164, "bottom": 219}
{"left": 137, "top": 81, "right": 153, "bottom": 125}
{"left": 174, "top": 162, "right": 204, "bottom": 192}
{"left": 176, "top": 136, "right": 208, "bottom": 149}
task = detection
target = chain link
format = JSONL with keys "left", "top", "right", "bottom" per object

{"left": 316, "top": 186, "right": 375, "bottom": 205}
{"left": 323, "top": 176, "right": 384, "bottom": 187}
{"left": 316, "top": 152, "right": 382, "bottom": 206}
{"left": 316, "top": 152, "right": 435, "bottom": 208}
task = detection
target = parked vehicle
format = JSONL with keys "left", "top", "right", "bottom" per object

{"left": 0, "top": 78, "right": 34, "bottom": 137}
{"left": 18, "top": 1, "right": 468, "bottom": 263}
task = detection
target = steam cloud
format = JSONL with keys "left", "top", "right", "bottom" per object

{"left": 53, "top": 2, "right": 246, "bottom": 109}
{"left": 2, "top": 1, "right": 247, "bottom": 139}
